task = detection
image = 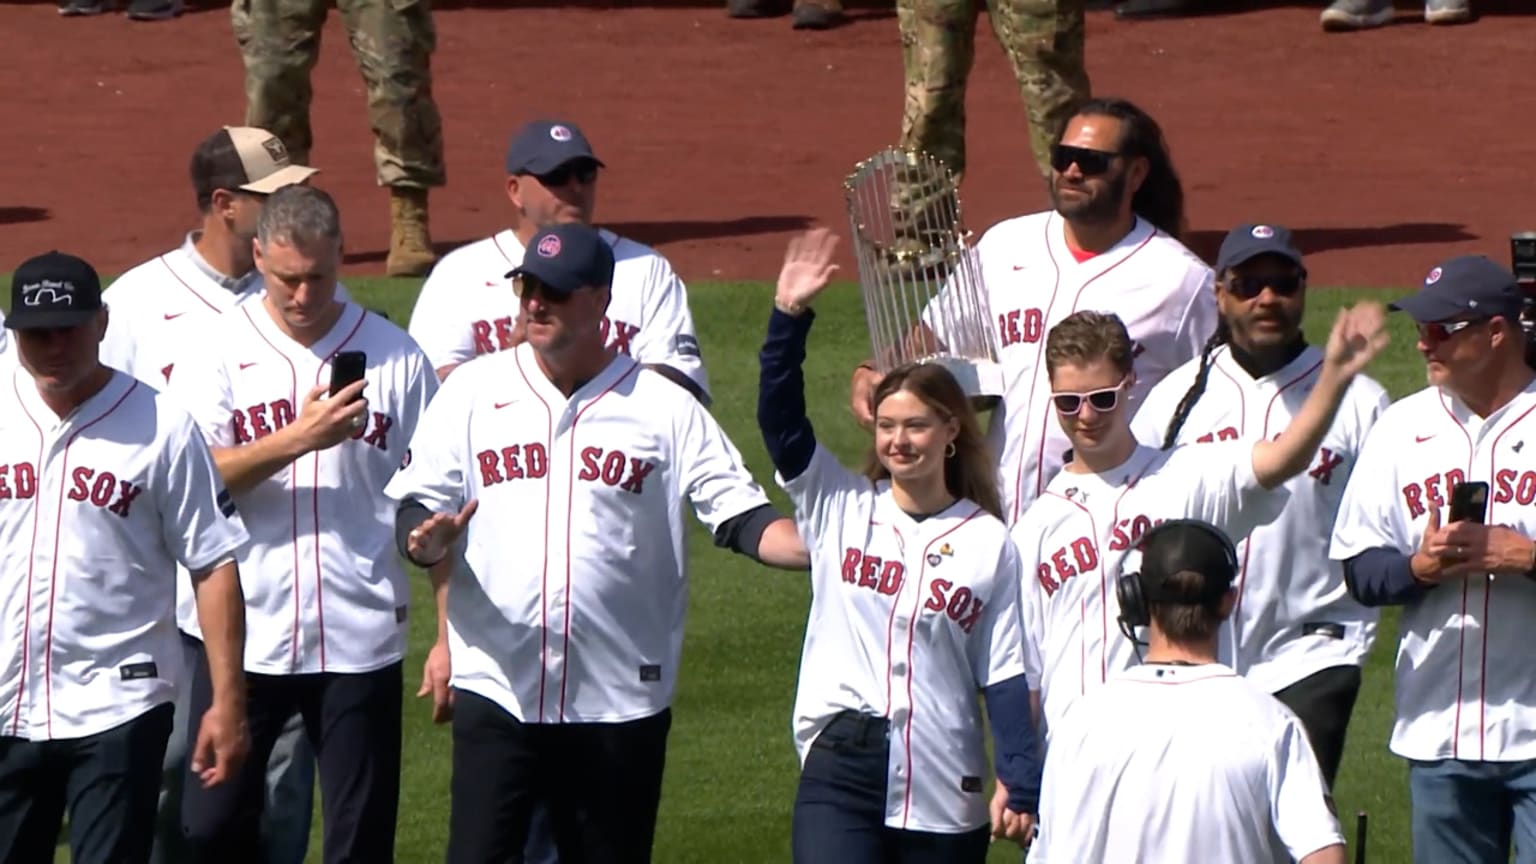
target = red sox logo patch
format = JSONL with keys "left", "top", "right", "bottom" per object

{"left": 537, "top": 234, "right": 562, "bottom": 258}
{"left": 1426, "top": 266, "right": 1443, "bottom": 285}
{"left": 549, "top": 125, "right": 573, "bottom": 142}
{"left": 1251, "top": 225, "right": 1274, "bottom": 239}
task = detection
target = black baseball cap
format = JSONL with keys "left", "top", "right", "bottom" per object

{"left": 506, "top": 224, "right": 616, "bottom": 297}
{"left": 1216, "top": 223, "right": 1305, "bottom": 273}
{"left": 6, "top": 251, "right": 104, "bottom": 331}
{"left": 1137, "top": 520, "right": 1238, "bottom": 606}
{"left": 1389, "top": 255, "right": 1524, "bottom": 324}
{"left": 504, "top": 120, "right": 605, "bottom": 176}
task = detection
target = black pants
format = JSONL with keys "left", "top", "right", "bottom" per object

{"left": 791, "top": 710, "right": 991, "bottom": 864}
{"left": 0, "top": 703, "right": 174, "bottom": 864}
{"left": 1273, "top": 664, "right": 1363, "bottom": 790}
{"left": 180, "top": 650, "right": 403, "bottom": 864}
{"left": 445, "top": 689, "right": 671, "bottom": 864}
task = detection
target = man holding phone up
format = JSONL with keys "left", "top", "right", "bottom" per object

{"left": 1331, "top": 255, "right": 1536, "bottom": 864}
{"left": 168, "top": 185, "right": 438, "bottom": 863}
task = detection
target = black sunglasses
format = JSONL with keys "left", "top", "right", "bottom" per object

{"left": 1224, "top": 273, "right": 1305, "bottom": 300}
{"left": 1417, "top": 318, "right": 1485, "bottom": 343}
{"left": 529, "top": 160, "right": 599, "bottom": 189}
{"left": 1051, "top": 144, "right": 1120, "bottom": 177}
{"left": 1052, "top": 380, "right": 1127, "bottom": 416}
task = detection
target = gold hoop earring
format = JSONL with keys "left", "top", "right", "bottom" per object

{"left": 945, "top": 442, "right": 957, "bottom": 458}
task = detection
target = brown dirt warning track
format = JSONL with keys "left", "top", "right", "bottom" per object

{"left": 2, "top": 0, "right": 1533, "bottom": 287}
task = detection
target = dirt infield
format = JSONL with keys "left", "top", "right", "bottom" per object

{"left": 2, "top": 1, "right": 1532, "bottom": 287}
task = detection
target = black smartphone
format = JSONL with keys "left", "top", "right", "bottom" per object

{"left": 1448, "top": 480, "right": 1488, "bottom": 524}
{"left": 329, "top": 350, "right": 367, "bottom": 400}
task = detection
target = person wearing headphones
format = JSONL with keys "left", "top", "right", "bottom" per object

{"left": 1030, "top": 519, "right": 1347, "bottom": 864}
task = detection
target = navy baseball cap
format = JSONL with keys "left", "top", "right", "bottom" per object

{"left": 504, "top": 120, "right": 605, "bottom": 176}
{"left": 506, "top": 224, "right": 616, "bottom": 296}
{"left": 6, "top": 251, "right": 104, "bottom": 330}
{"left": 1389, "top": 255, "right": 1523, "bottom": 324}
{"left": 1138, "top": 520, "right": 1238, "bottom": 605}
{"left": 1216, "top": 223, "right": 1305, "bottom": 273}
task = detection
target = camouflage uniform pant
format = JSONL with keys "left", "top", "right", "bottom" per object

{"left": 231, "top": 0, "right": 446, "bottom": 189}
{"left": 897, "top": 0, "right": 1090, "bottom": 186}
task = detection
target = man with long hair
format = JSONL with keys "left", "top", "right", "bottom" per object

{"left": 851, "top": 97, "right": 1217, "bottom": 528}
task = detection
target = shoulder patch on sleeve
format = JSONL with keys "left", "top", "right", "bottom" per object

{"left": 673, "top": 334, "right": 701, "bottom": 358}
{"left": 217, "top": 488, "right": 237, "bottom": 518}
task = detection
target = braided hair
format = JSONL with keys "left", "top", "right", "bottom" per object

{"left": 1160, "top": 319, "right": 1230, "bottom": 450}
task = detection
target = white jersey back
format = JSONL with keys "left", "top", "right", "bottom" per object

{"left": 405, "top": 228, "right": 709, "bottom": 394}
{"left": 0, "top": 308, "right": 11, "bottom": 364}
{"left": 926, "top": 212, "right": 1216, "bottom": 524}
{"left": 169, "top": 301, "right": 437, "bottom": 675}
{"left": 1130, "top": 345, "right": 1389, "bottom": 693}
{"left": 778, "top": 444, "right": 1027, "bottom": 833}
{"left": 98, "top": 242, "right": 349, "bottom": 638}
{"left": 1012, "top": 441, "right": 1289, "bottom": 739}
{"left": 1032, "top": 663, "right": 1344, "bottom": 864}
{"left": 0, "top": 369, "right": 249, "bottom": 740}
{"left": 383, "top": 343, "right": 769, "bottom": 724}
{"left": 1331, "top": 380, "right": 1536, "bottom": 762}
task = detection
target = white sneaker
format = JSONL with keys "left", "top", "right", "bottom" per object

{"left": 1425, "top": 0, "right": 1472, "bottom": 24}
{"left": 1320, "top": 0, "right": 1394, "bottom": 30}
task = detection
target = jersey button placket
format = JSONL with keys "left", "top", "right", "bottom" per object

{"left": 542, "top": 409, "right": 579, "bottom": 722}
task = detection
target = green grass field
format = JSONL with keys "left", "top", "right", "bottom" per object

{"left": 15, "top": 274, "right": 1429, "bottom": 863}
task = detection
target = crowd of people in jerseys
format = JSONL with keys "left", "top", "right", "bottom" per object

{"left": 2, "top": 94, "right": 1534, "bottom": 864}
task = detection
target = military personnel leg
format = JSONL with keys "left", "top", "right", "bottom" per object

{"left": 986, "top": 0, "right": 1091, "bottom": 185}
{"left": 893, "top": 0, "right": 977, "bottom": 253}
{"left": 336, "top": 0, "right": 447, "bottom": 277}
{"left": 231, "top": 0, "right": 328, "bottom": 167}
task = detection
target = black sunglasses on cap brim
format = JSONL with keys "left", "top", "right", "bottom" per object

{"left": 1051, "top": 144, "right": 1120, "bottom": 177}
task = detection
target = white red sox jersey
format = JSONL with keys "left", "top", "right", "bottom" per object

{"left": 924, "top": 212, "right": 1216, "bottom": 525}
{"left": 1130, "top": 344, "right": 1390, "bottom": 694}
{"left": 169, "top": 300, "right": 437, "bottom": 675}
{"left": 0, "top": 367, "right": 249, "bottom": 741}
{"left": 0, "top": 308, "right": 11, "bottom": 364}
{"left": 778, "top": 444, "right": 1027, "bottom": 833}
{"left": 1331, "top": 379, "right": 1536, "bottom": 763}
{"left": 405, "top": 228, "right": 710, "bottom": 393}
{"left": 1012, "top": 441, "right": 1289, "bottom": 740}
{"left": 99, "top": 238, "right": 350, "bottom": 640}
{"left": 1032, "top": 662, "right": 1344, "bottom": 864}
{"left": 383, "top": 343, "right": 769, "bottom": 724}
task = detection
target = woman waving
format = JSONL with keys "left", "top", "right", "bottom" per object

{"left": 758, "top": 229, "right": 1040, "bottom": 863}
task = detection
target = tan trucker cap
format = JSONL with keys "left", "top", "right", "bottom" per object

{"left": 224, "top": 126, "right": 319, "bottom": 194}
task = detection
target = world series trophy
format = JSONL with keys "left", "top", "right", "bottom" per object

{"left": 843, "top": 146, "right": 1004, "bottom": 411}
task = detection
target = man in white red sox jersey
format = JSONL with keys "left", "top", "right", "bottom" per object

{"left": 1012, "top": 303, "right": 1386, "bottom": 746}
{"left": 97, "top": 124, "right": 322, "bottom": 864}
{"left": 169, "top": 185, "right": 438, "bottom": 863}
{"left": 386, "top": 223, "right": 808, "bottom": 863}
{"left": 1131, "top": 224, "right": 1390, "bottom": 789}
{"left": 0, "top": 251, "right": 250, "bottom": 864}
{"left": 850, "top": 96, "right": 1217, "bottom": 524}
{"left": 1331, "top": 255, "right": 1536, "bottom": 864}
{"left": 406, "top": 118, "right": 708, "bottom": 401}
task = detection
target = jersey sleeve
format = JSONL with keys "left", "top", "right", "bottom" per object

{"left": 969, "top": 535, "right": 1029, "bottom": 688}
{"left": 382, "top": 363, "right": 471, "bottom": 514}
{"left": 1172, "top": 266, "right": 1218, "bottom": 368}
{"left": 776, "top": 444, "right": 869, "bottom": 545}
{"left": 396, "top": 342, "right": 442, "bottom": 451}
{"left": 674, "top": 393, "right": 773, "bottom": 534}
{"left": 917, "top": 248, "right": 996, "bottom": 359}
{"left": 1269, "top": 712, "right": 1347, "bottom": 860}
{"left": 164, "top": 330, "right": 237, "bottom": 448}
{"left": 1329, "top": 412, "right": 1410, "bottom": 561}
{"left": 1127, "top": 368, "right": 1187, "bottom": 448}
{"left": 98, "top": 285, "right": 139, "bottom": 379}
{"left": 1166, "top": 439, "right": 1291, "bottom": 543}
{"left": 1010, "top": 513, "right": 1049, "bottom": 692}
{"left": 626, "top": 254, "right": 711, "bottom": 398}
{"left": 156, "top": 404, "right": 251, "bottom": 572}
{"left": 407, "top": 255, "right": 478, "bottom": 373}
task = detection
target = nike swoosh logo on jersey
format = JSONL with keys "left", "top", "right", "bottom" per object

{"left": 495, "top": 400, "right": 516, "bottom": 409}
{"left": 1416, "top": 434, "right": 1436, "bottom": 443}
{"left": 164, "top": 312, "right": 185, "bottom": 320}
{"left": 239, "top": 362, "right": 258, "bottom": 370}
{"left": 1012, "top": 265, "right": 1026, "bottom": 271}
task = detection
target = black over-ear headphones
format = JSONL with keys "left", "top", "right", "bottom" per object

{"left": 1115, "top": 519, "right": 1240, "bottom": 646}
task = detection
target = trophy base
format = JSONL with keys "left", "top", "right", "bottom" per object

{"left": 912, "top": 356, "right": 1005, "bottom": 410}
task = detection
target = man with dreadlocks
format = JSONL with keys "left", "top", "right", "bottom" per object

{"left": 849, "top": 96, "right": 1217, "bottom": 527}
{"left": 1129, "top": 223, "right": 1390, "bottom": 790}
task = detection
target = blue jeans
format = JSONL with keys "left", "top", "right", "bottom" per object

{"left": 1409, "top": 757, "right": 1536, "bottom": 864}
{"left": 152, "top": 634, "right": 315, "bottom": 864}
{"left": 791, "top": 710, "right": 990, "bottom": 864}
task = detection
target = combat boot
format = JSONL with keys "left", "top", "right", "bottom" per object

{"left": 791, "top": 0, "right": 844, "bottom": 29}
{"left": 385, "top": 188, "right": 437, "bottom": 278}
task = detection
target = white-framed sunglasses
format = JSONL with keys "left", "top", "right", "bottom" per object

{"left": 1052, "top": 378, "right": 1129, "bottom": 416}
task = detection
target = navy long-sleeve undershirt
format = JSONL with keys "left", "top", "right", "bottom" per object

{"left": 757, "top": 306, "right": 1042, "bottom": 812}
{"left": 1342, "top": 546, "right": 1432, "bottom": 607}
